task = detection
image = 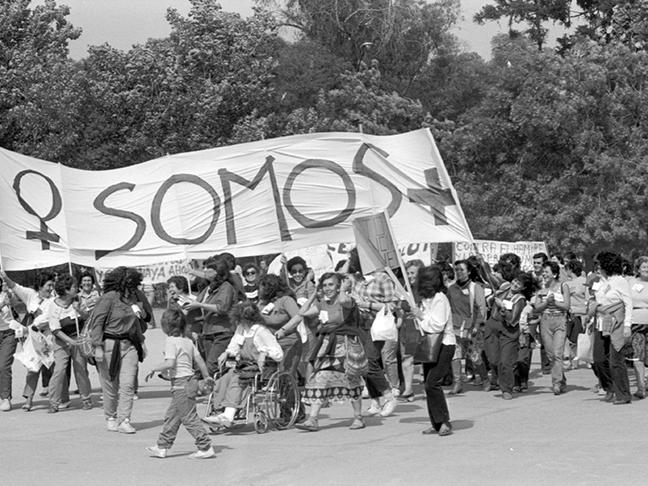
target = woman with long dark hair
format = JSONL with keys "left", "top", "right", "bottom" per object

{"left": 411, "top": 265, "right": 454, "bottom": 436}
{"left": 89, "top": 267, "right": 148, "bottom": 433}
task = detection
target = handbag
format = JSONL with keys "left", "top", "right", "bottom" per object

{"left": 77, "top": 323, "right": 94, "bottom": 359}
{"left": 370, "top": 306, "right": 398, "bottom": 341}
{"left": 413, "top": 331, "right": 443, "bottom": 364}
{"left": 344, "top": 335, "right": 368, "bottom": 377}
{"left": 575, "top": 332, "right": 593, "bottom": 363}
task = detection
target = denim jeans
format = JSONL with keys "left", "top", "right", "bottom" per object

{"left": 98, "top": 339, "right": 139, "bottom": 423}
{"left": 374, "top": 339, "right": 399, "bottom": 390}
{"left": 49, "top": 339, "right": 91, "bottom": 407}
{"left": 540, "top": 314, "right": 567, "bottom": 388}
{"left": 0, "top": 329, "right": 17, "bottom": 400}
{"left": 158, "top": 376, "right": 211, "bottom": 451}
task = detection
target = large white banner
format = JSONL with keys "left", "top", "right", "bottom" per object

{"left": 454, "top": 240, "right": 548, "bottom": 271}
{"left": 0, "top": 129, "right": 473, "bottom": 270}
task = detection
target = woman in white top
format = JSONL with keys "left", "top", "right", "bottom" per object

{"left": 203, "top": 301, "right": 283, "bottom": 428}
{"left": 591, "top": 251, "right": 633, "bottom": 404}
{"left": 44, "top": 274, "right": 92, "bottom": 413}
{"left": 411, "top": 265, "right": 455, "bottom": 437}
{"left": 628, "top": 256, "right": 648, "bottom": 399}
{"left": 0, "top": 269, "right": 55, "bottom": 411}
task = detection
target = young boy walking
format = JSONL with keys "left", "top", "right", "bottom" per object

{"left": 145, "top": 309, "right": 215, "bottom": 459}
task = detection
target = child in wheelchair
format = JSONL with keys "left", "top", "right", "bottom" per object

{"left": 202, "top": 301, "right": 283, "bottom": 428}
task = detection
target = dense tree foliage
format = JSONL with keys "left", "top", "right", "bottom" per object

{"left": 1, "top": 0, "right": 648, "bottom": 256}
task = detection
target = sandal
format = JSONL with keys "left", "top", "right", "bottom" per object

{"left": 22, "top": 397, "right": 33, "bottom": 412}
{"left": 438, "top": 422, "right": 453, "bottom": 437}
{"left": 349, "top": 417, "right": 365, "bottom": 430}
{"left": 422, "top": 427, "right": 437, "bottom": 435}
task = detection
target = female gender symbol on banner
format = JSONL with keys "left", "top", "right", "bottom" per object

{"left": 12, "top": 170, "right": 62, "bottom": 250}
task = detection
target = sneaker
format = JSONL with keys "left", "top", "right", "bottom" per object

{"left": 146, "top": 445, "right": 167, "bottom": 458}
{"left": 82, "top": 399, "right": 93, "bottom": 410}
{"left": 106, "top": 418, "right": 119, "bottom": 432}
{"left": 379, "top": 397, "right": 397, "bottom": 417}
{"left": 47, "top": 405, "right": 59, "bottom": 414}
{"left": 189, "top": 447, "right": 216, "bottom": 459}
{"left": 117, "top": 419, "right": 136, "bottom": 434}
{"left": 365, "top": 399, "right": 381, "bottom": 416}
{"left": 59, "top": 401, "right": 71, "bottom": 410}
{"left": 502, "top": 392, "right": 513, "bottom": 400}
{"left": 39, "top": 387, "right": 49, "bottom": 397}
{"left": 349, "top": 417, "right": 366, "bottom": 430}
{"left": 0, "top": 399, "right": 11, "bottom": 412}
{"left": 391, "top": 388, "right": 401, "bottom": 398}
{"left": 133, "top": 394, "right": 139, "bottom": 400}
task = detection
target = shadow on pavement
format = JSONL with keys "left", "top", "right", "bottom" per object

{"left": 131, "top": 419, "right": 165, "bottom": 430}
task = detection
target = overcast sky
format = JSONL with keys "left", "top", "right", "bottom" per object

{"left": 59, "top": 0, "right": 569, "bottom": 60}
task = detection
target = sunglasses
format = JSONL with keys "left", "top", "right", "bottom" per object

{"left": 245, "top": 270, "right": 257, "bottom": 276}
{"left": 290, "top": 268, "right": 305, "bottom": 275}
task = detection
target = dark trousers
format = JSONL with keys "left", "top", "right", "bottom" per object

{"left": 358, "top": 328, "right": 391, "bottom": 399}
{"left": 514, "top": 342, "right": 532, "bottom": 387}
{"left": 423, "top": 344, "right": 454, "bottom": 430}
{"left": 0, "top": 330, "right": 17, "bottom": 400}
{"left": 202, "top": 333, "right": 233, "bottom": 377}
{"left": 484, "top": 319, "right": 519, "bottom": 392}
{"left": 592, "top": 330, "right": 612, "bottom": 391}
{"left": 609, "top": 338, "right": 631, "bottom": 402}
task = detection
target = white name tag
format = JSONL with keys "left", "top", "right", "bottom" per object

{"left": 502, "top": 300, "right": 513, "bottom": 311}
{"left": 297, "top": 297, "right": 308, "bottom": 306}
{"left": 553, "top": 293, "right": 564, "bottom": 303}
{"left": 591, "top": 282, "right": 602, "bottom": 291}
{"left": 318, "top": 310, "right": 329, "bottom": 323}
{"left": 633, "top": 283, "right": 644, "bottom": 293}
{"left": 262, "top": 302, "right": 275, "bottom": 314}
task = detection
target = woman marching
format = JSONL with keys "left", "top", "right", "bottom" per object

{"left": 0, "top": 269, "right": 55, "bottom": 411}
{"left": 411, "top": 265, "right": 454, "bottom": 436}
{"left": 89, "top": 267, "right": 148, "bottom": 433}
{"left": 295, "top": 273, "right": 366, "bottom": 432}
{"left": 533, "top": 261, "right": 571, "bottom": 395}
{"left": 43, "top": 274, "right": 92, "bottom": 413}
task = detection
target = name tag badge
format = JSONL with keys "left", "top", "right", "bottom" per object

{"left": 319, "top": 310, "right": 329, "bottom": 323}
{"left": 297, "top": 297, "right": 308, "bottom": 306}
{"left": 633, "top": 283, "right": 644, "bottom": 293}
{"left": 553, "top": 294, "right": 565, "bottom": 303}
{"left": 591, "top": 282, "right": 602, "bottom": 291}
{"left": 461, "top": 288, "right": 470, "bottom": 296}
{"left": 503, "top": 300, "right": 513, "bottom": 311}
{"left": 262, "top": 302, "right": 275, "bottom": 315}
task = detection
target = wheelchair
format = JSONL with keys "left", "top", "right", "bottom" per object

{"left": 202, "top": 360, "right": 300, "bottom": 434}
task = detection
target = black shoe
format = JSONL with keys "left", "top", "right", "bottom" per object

{"left": 613, "top": 399, "right": 631, "bottom": 405}
{"left": 603, "top": 391, "right": 615, "bottom": 403}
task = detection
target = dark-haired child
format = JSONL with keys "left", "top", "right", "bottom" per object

{"left": 145, "top": 309, "right": 215, "bottom": 459}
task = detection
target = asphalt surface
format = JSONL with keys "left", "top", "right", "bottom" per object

{"left": 2, "top": 323, "right": 648, "bottom": 486}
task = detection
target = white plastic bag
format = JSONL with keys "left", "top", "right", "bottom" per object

{"left": 14, "top": 332, "right": 43, "bottom": 372}
{"left": 576, "top": 332, "right": 593, "bottom": 364}
{"left": 370, "top": 306, "right": 398, "bottom": 341}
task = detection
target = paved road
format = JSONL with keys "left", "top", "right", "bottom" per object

{"left": 2, "top": 324, "right": 648, "bottom": 486}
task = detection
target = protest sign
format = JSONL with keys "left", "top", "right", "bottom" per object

{"left": 454, "top": 240, "right": 548, "bottom": 271}
{"left": 0, "top": 129, "right": 473, "bottom": 270}
{"left": 94, "top": 259, "right": 192, "bottom": 285}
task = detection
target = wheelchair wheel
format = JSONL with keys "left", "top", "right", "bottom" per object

{"left": 264, "top": 371, "right": 300, "bottom": 430}
{"left": 254, "top": 411, "right": 269, "bottom": 434}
